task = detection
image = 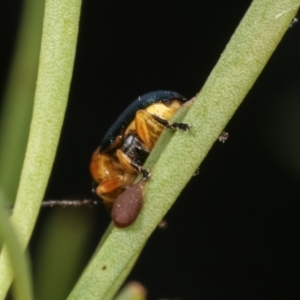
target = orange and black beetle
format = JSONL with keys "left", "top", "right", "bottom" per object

{"left": 90, "top": 90, "right": 190, "bottom": 209}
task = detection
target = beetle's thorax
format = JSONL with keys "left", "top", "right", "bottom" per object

{"left": 120, "top": 132, "right": 150, "bottom": 166}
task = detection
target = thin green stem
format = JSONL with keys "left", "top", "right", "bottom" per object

{"left": 0, "top": 0, "right": 82, "bottom": 298}
{"left": 0, "top": 0, "right": 45, "bottom": 202}
{"left": 0, "top": 191, "right": 33, "bottom": 300}
{"left": 68, "top": 1, "right": 300, "bottom": 299}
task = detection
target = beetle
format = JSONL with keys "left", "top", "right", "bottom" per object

{"left": 90, "top": 90, "right": 191, "bottom": 210}
{"left": 41, "top": 90, "right": 227, "bottom": 227}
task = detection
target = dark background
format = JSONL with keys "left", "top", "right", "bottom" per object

{"left": 1, "top": 1, "right": 300, "bottom": 299}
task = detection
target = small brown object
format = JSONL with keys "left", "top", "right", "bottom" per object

{"left": 158, "top": 219, "right": 168, "bottom": 229}
{"left": 218, "top": 131, "right": 229, "bottom": 143}
{"left": 111, "top": 180, "right": 145, "bottom": 228}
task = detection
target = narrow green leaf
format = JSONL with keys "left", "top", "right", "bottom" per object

{"left": 0, "top": 0, "right": 82, "bottom": 297}
{"left": 68, "top": 1, "right": 299, "bottom": 299}
{"left": 0, "top": 191, "right": 33, "bottom": 300}
{"left": 0, "top": 0, "right": 45, "bottom": 202}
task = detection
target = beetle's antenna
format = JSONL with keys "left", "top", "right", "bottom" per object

{"left": 41, "top": 199, "right": 99, "bottom": 207}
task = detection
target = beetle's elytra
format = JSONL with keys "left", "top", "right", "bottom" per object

{"left": 90, "top": 90, "right": 190, "bottom": 212}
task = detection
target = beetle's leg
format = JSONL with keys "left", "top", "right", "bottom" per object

{"left": 130, "top": 160, "right": 151, "bottom": 180}
{"left": 116, "top": 149, "right": 151, "bottom": 180}
{"left": 152, "top": 115, "right": 191, "bottom": 131}
{"left": 134, "top": 110, "right": 159, "bottom": 148}
{"left": 134, "top": 109, "right": 190, "bottom": 149}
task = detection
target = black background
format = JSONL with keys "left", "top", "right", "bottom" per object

{"left": 1, "top": 1, "right": 300, "bottom": 299}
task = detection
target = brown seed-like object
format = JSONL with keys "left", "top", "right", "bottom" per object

{"left": 111, "top": 180, "right": 146, "bottom": 228}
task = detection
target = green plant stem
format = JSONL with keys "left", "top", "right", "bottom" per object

{"left": 102, "top": 251, "right": 143, "bottom": 300}
{"left": 0, "top": 191, "right": 33, "bottom": 300}
{"left": 68, "top": 0, "right": 300, "bottom": 299}
{"left": 0, "top": 0, "right": 45, "bottom": 202}
{"left": 0, "top": 0, "right": 82, "bottom": 298}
